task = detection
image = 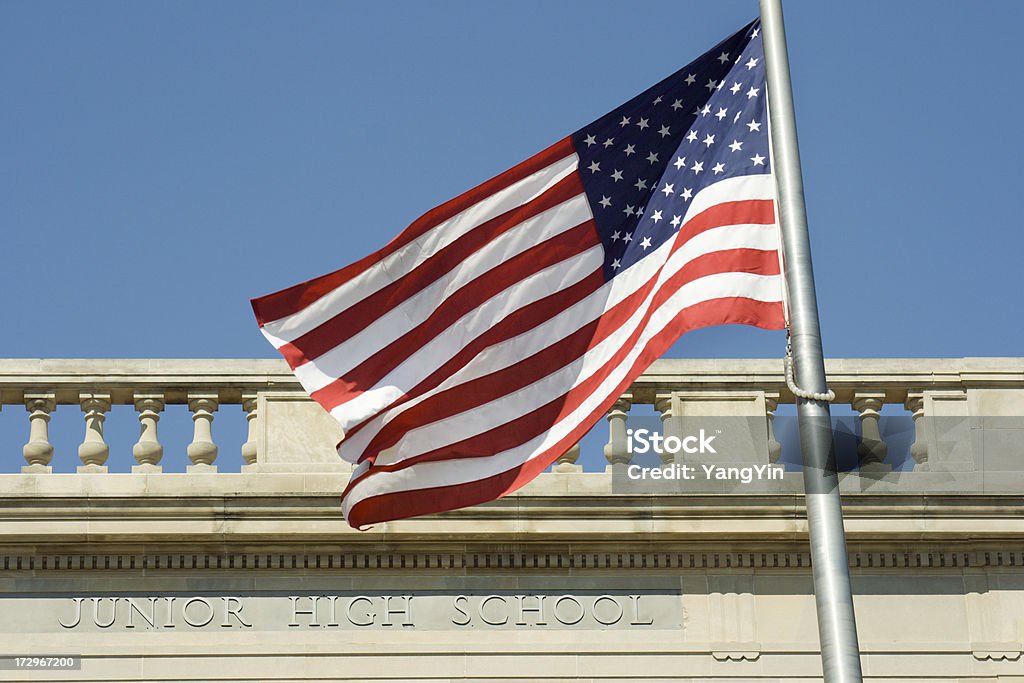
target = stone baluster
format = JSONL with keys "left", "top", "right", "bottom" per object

{"left": 78, "top": 392, "right": 111, "bottom": 473}
{"left": 852, "top": 392, "right": 889, "bottom": 472}
{"left": 905, "top": 392, "right": 928, "bottom": 470}
{"left": 603, "top": 394, "right": 633, "bottom": 468}
{"left": 23, "top": 393, "right": 56, "bottom": 473}
{"left": 553, "top": 443, "right": 582, "bottom": 473}
{"left": 187, "top": 393, "right": 219, "bottom": 473}
{"left": 765, "top": 392, "right": 782, "bottom": 464}
{"left": 654, "top": 393, "right": 679, "bottom": 465}
{"left": 241, "top": 393, "right": 259, "bottom": 469}
{"left": 132, "top": 393, "right": 164, "bottom": 473}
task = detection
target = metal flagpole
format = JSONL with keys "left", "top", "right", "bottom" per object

{"left": 758, "top": 1, "right": 865, "bottom": 681}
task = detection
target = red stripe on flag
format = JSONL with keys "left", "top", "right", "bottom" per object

{"left": 673, "top": 199, "right": 776, "bottom": 252}
{"left": 251, "top": 137, "right": 577, "bottom": 326}
{"left": 343, "top": 295, "right": 784, "bottom": 527}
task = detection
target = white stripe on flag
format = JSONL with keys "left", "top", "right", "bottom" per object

{"left": 682, "top": 174, "right": 775, "bottom": 224}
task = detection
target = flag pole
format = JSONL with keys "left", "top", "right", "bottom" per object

{"left": 758, "top": 1, "right": 865, "bottom": 681}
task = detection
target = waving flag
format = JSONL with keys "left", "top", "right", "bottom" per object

{"left": 252, "top": 20, "right": 784, "bottom": 528}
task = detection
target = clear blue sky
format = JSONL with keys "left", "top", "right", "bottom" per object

{"left": 3, "top": 1, "right": 1022, "bottom": 361}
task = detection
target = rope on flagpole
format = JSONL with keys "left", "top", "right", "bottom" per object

{"left": 766, "top": 87, "right": 830, "bottom": 403}
{"left": 784, "top": 336, "right": 835, "bottom": 402}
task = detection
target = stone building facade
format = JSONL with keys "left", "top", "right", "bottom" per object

{"left": 0, "top": 357, "right": 1022, "bottom": 682}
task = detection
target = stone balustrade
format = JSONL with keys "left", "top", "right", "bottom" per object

{"left": 0, "top": 358, "right": 1021, "bottom": 484}
{"left": 0, "top": 359, "right": 1022, "bottom": 681}
{"left": 0, "top": 360, "right": 291, "bottom": 475}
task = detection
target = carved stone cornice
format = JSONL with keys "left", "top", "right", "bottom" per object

{"left": 3, "top": 476, "right": 1024, "bottom": 546}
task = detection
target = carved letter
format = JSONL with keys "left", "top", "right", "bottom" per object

{"left": 629, "top": 595, "right": 653, "bottom": 625}
{"left": 346, "top": 596, "right": 375, "bottom": 627}
{"left": 126, "top": 598, "right": 157, "bottom": 629}
{"left": 58, "top": 598, "right": 83, "bottom": 629}
{"left": 592, "top": 595, "right": 624, "bottom": 626}
{"left": 451, "top": 595, "right": 471, "bottom": 626}
{"left": 552, "top": 596, "right": 584, "bottom": 625}
{"left": 479, "top": 595, "right": 508, "bottom": 626}
{"left": 92, "top": 598, "right": 118, "bottom": 628}
{"left": 163, "top": 597, "right": 176, "bottom": 628}
{"left": 288, "top": 596, "right": 320, "bottom": 628}
{"left": 381, "top": 595, "right": 413, "bottom": 627}
{"left": 182, "top": 597, "right": 215, "bottom": 628}
{"left": 326, "top": 596, "right": 341, "bottom": 627}
{"left": 515, "top": 595, "right": 547, "bottom": 626}
{"left": 221, "top": 597, "right": 252, "bottom": 628}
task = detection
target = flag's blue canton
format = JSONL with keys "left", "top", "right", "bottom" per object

{"left": 572, "top": 21, "right": 770, "bottom": 280}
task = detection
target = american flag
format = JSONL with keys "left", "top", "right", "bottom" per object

{"left": 252, "top": 20, "right": 785, "bottom": 528}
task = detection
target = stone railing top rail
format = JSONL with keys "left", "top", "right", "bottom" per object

{"left": 0, "top": 359, "right": 293, "bottom": 404}
{"left": 0, "top": 357, "right": 1020, "bottom": 405}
